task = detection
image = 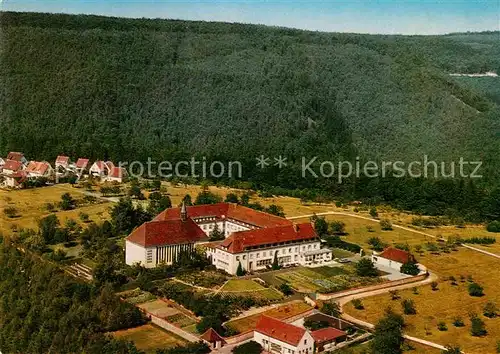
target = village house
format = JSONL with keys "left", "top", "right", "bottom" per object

{"left": 254, "top": 315, "right": 315, "bottom": 354}
{"left": 371, "top": 247, "right": 416, "bottom": 272}
{"left": 103, "top": 166, "right": 127, "bottom": 183}
{"left": 2, "top": 160, "right": 23, "bottom": 175}
{"left": 310, "top": 327, "right": 348, "bottom": 352}
{"left": 25, "top": 161, "right": 54, "bottom": 179}
{"left": 125, "top": 202, "right": 332, "bottom": 273}
{"left": 200, "top": 328, "right": 226, "bottom": 350}
{"left": 74, "top": 158, "right": 90, "bottom": 173}
{"left": 89, "top": 160, "right": 107, "bottom": 177}
{"left": 55, "top": 155, "right": 71, "bottom": 171}
{"left": 6, "top": 152, "right": 28, "bottom": 165}
{"left": 0, "top": 157, "right": 5, "bottom": 171}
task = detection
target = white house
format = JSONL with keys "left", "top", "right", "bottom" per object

{"left": 6, "top": 152, "right": 28, "bottom": 165}
{"left": 254, "top": 315, "right": 315, "bottom": 354}
{"left": 125, "top": 202, "right": 332, "bottom": 272}
{"left": 371, "top": 247, "right": 416, "bottom": 272}
{"left": 103, "top": 166, "right": 127, "bottom": 183}
{"left": 55, "top": 155, "right": 71, "bottom": 170}
{"left": 206, "top": 223, "right": 332, "bottom": 275}
{"left": 25, "top": 161, "right": 54, "bottom": 179}
{"left": 2, "top": 160, "right": 23, "bottom": 175}
{"left": 74, "top": 158, "right": 90, "bottom": 173}
{"left": 89, "top": 160, "right": 107, "bottom": 177}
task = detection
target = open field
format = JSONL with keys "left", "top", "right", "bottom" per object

{"left": 218, "top": 279, "right": 284, "bottom": 301}
{"left": 335, "top": 340, "right": 441, "bottom": 354}
{"left": 225, "top": 301, "right": 312, "bottom": 333}
{"left": 112, "top": 324, "right": 186, "bottom": 353}
{"left": 344, "top": 247, "right": 500, "bottom": 354}
{"left": 0, "top": 184, "right": 110, "bottom": 235}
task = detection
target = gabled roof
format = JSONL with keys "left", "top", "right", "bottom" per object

{"left": 105, "top": 161, "right": 115, "bottom": 171}
{"left": 91, "top": 161, "right": 105, "bottom": 171}
{"left": 219, "top": 223, "right": 317, "bottom": 254}
{"left": 108, "top": 166, "right": 127, "bottom": 178}
{"left": 255, "top": 316, "right": 306, "bottom": 346}
{"left": 311, "top": 327, "right": 347, "bottom": 343}
{"left": 3, "top": 160, "right": 23, "bottom": 172}
{"left": 55, "top": 155, "right": 70, "bottom": 165}
{"left": 26, "top": 161, "right": 51, "bottom": 175}
{"left": 200, "top": 328, "right": 226, "bottom": 344}
{"left": 154, "top": 202, "right": 291, "bottom": 228}
{"left": 75, "top": 158, "right": 90, "bottom": 169}
{"left": 378, "top": 247, "right": 416, "bottom": 264}
{"left": 6, "top": 152, "right": 24, "bottom": 162}
{"left": 126, "top": 218, "right": 208, "bottom": 247}
{"left": 5, "top": 171, "right": 27, "bottom": 186}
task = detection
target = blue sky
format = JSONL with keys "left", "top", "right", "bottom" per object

{"left": 1, "top": 0, "right": 499, "bottom": 34}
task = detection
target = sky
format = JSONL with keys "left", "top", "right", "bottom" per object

{"left": 1, "top": 0, "right": 499, "bottom": 35}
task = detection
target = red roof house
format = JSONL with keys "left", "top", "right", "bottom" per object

{"left": 75, "top": 158, "right": 90, "bottom": 170}
{"left": 25, "top": 161, "right": 53, "bottom": 178}
{"left": 2, "top": 160, "right": 23, "bottom": 175}
{"left": 154, "top": 202, "right": 292, "bottom": 228}
{"left": 200, "top": 328, "right": 226, "bottom": 349}
{"left": 6, "top": 152, "right": 27, "bottom": 164}
{"left": 377, "top": 247, "right": 416, "bottom": 264}
{"left": 55, "top": 155, "right": 70, "bottom": 168}
{"left": 89, "top": 161, "right": 106, "bottom": 176}
{"left": 218, "top": 223, "right": 318, "bottom": 254}
{"left": 311, "top": 327, "right": 347, "bottom": 349}
{"left": 254, "top": 316, "right": 314, "bottom": 352}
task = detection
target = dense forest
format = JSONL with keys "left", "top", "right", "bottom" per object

{"left": 0, "top": 11, "right": 499, "bottom": 218}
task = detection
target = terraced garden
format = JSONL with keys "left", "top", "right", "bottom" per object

{"left": 218, "top": 279, "right": 284, "bottom": 301}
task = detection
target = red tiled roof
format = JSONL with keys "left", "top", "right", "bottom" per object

{"left": 154, "top": 203, "right": 291, "bottom": 228}
{"left": 105, "top": 161, "right": 115, "bottom": 170}
{"left": 26, "top": 161, "right": 51, "bottom": 175}
{"left": 75, "top": 158, "right": 90, "bottom": 169}
{"left": 255, "top": 316, "right": 306, "bottom": 346}
{"left": 200, "top": 328, "right": 226, "bottom": 344}
{"left": 3, "top": 160, "right": 22, "bottom": 172}
{"left": 126, "top": 218, "right": 208, "bottom": 247}
{"left": 6, "top": 152, "right": 24, "bottom": 162}
{"left": 378, "top": 247, "right": 416, "bottom": 264}
{"left": 311, "top": 327, "right": 347, "bottom": 343}
{"left": 108, "top": 167, "right": 127, "bottom": 178}
{"left": 219, "top": 223, "right": 317, "bottom": 254}
{"left": 55, "top": 155, "right": 70, "bottom": 165}
{"left": 91, "top": 161, "right": 105, "bottom": 171}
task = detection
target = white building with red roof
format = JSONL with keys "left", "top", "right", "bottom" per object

{"left": 254, "top": 315, "right": 314, "bottom": 354}
{"left": 89, "top": 160, "right": 107, "bottom": 177}
{"left": 74, "top": 158, "right": 90, "bottom": 172}
{"left": 371, "top": 247, "right": 417, "bottom": 272}
{"left": 6, "top": 152, "right": 28, "bottom": 165}
{"left": 55, "top": 155, "right": 71, "bottom": 170}
{"left": 103, "top": 166, "right": 128, "bottom": 183}
{"left": 1, "top": 160, "right": 23, "bottom": 175}
{"left": 25, "top": 161, "right": 54, "bottom": 179}
{"left": 125, "top": 202, "right": 332, "bottom": 273}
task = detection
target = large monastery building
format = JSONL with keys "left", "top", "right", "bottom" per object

{"left": 125, "top": 202, "right": 332, "bottom": 274}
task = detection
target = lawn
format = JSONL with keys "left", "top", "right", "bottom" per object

{"left": 225, "top": 301, "right": 312, "bottom": 333}
{"left": 112, "top": 324, "right": 186, "bottom": 353}
{"left": 273, "top": 266, "right": 380, "bottom": 294}
{"left": 344, "top": 248, "right": 500, "bottom": 354}
{"left": 219, "top": 279, "right": 266, "bottom": 292}
{"left": 0, "top": 184, "right": 110, "bottom": 235}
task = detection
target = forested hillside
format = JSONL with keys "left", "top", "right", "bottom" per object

{"left": 0, "top": 12, "right": 499, "bottom": 213}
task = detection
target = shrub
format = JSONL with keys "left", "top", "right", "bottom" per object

{"left": 366, "top": 225, "right": 374, "bottom": 232}
{"left": 468, "top": 282, "right": 484, "bottom": 297}
{"left": 486, "top": 221, "right": 500, "bottom": 233}
{"left": 483, "top": 301, "right": 498, "bottom": 318}
{"left": 45, "top": 203, "right": 55, "bottom": 212}
{"left": 3, "top": 207, "right": 18, "bottom": 218}
{"left": 79, "top": 212, "right": 90, "bottom": 223}
{"left": 368, "top": 237, "right": 385, "bottom": 251}
{"left": 470, "top": 313, "right": 487, "bottom": 336}
{"left": 452, "top": 317, "right": 465, "bottom": 327}
{"left": 355, "top": 258, "right": 378, "bottom": 277}
{"left": 232, "top": 340, "right": 262, "bottom": 354}
{"left": 401, "top": 299, "right": 416, "bottom": 315}
{"left": 380, "top": 219, "right": 393, "bottom": 230}
{"left": 442, "top": 345, "right": 461, "bottom": 354}
{"left": 462, "top": 237, "right": 496, "bottom": 245}
{"left": 352, "top": 299, "right": 364, "bottom": 310}
{"left": 304, "top": 319, "right": 329, "bottom": 331}
{"left": 369, "top": 207, "right": 378, "bottom": 218}
{"left": 400, "top": 262, "right": 420, "bottom": 276}
{"left": 278, "top": 283, "right": 294, "bottom": 296}
{"left": 412, "top": 287, "right": 419, "bottom": 295}
{"left": 389, "top": 290, "right": 400, "bottom": 300}
{"left": 431, "top": 281, "right": 438, "bottom": 291}
{"left": 236, "top": 262, "right": 245, "bottom": 276}
{"left": 437, "top": 322, "right": 448, "bottom": 331}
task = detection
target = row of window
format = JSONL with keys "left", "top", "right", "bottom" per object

{"left": 234, "top": 243, "right": 319, "bottom": 261}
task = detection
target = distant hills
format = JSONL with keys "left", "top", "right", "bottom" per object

{"left": 0, "top": 11, "right": 499, "bottom": 184}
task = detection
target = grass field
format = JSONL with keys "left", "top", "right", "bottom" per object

{"left": 344, "top": 248, "right": 500, "bottom": 354}
{"left": 0, "top": 184, "right": 110, "bottom": 235}
{"left": 112, "top": 324, "right": 186, "bottom": 353}
{"left": 218, "top": 279, "right": 284, "bottom": 301}
{"left": 225, "top": 301, "right": 312, "bottom": 333}
{"left": 335, "top": 340, "right": 441, "bottom": 354}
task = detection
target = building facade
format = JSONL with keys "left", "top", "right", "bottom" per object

{"left": 125, "top": 202, "right": 332, "bottom": 272}
{"left": 371, "top": 247, "right": 416, "bottom": 272}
